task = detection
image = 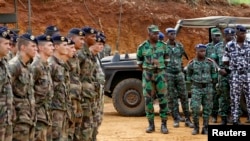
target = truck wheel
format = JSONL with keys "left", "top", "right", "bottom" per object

{"left": 112, "top": 78, "right": 145, "bottom": 116}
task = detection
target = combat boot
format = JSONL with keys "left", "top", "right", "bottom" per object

{"left": 161, "top": 119, "right": 169, "bottom": 134}
{"left": 177, "top": 112, "right": 185, "bottom": 122}
{"left": 146, "top": 119, "right": 155, "bottom": 133}
{"left": 185, "top": 117, "right": 194, "bottom": 128}
{"left": 220, "top": 116, "right": 227, "bottom": 125}
{"left": 192, "top": 122, "right": 199, "bottom": 135}
{"left": 173, "top": 117, "right": 179, "bottom": 128}
{"left": 245, "top": 116, "right": 250, "bottom": 123}
{"left": 201, "top": 119, "right": 208, "bottom": 134}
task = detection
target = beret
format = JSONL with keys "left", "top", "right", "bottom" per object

{"left": 158, "top": 32, "right": 164, "bottom": 39}
{"left": 68, "top": 28, "right": 85, "bottom": 36}
{"left": 82, "top": 26, "right": 97, "bottom": 34}
{"left": 52, "top": 35, "right": 68, "bottom": 43}
{"left": 96, "top": 34, "right": 106, "bottom": 43}
{"left": 67, "top": 39, "right": 75, "bottom": 45}
{"left": 0, "top": 29, "right": 11, "bottom": 40}
{"left": 10, "top": 35, "right": 18, "bottom": 43}
{"left": 19, "top": 33, "right": 38, "bottom": 44}
{"left": 195, "top": 44, "right": 206, "bottom": 49}
{"left": 224, "top": 28, "right": 235, "bottom": 34}
{"left": 236, "top": 25, "right": 246, "bottom": 32}
{"left": 36, "top": 34, "right": 53, "bottom": 42}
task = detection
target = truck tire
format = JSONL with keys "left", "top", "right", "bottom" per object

{"left": 112, "top": 78, "right": 145, "bottom": 116}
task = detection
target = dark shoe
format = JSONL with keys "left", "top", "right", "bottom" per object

{"left": 201, "top": 119, "right": 208, "bottom": 134}
{"left": 146, "top": 119, "right": 155, "bottom": 133}
{"left": 177, "top": 113, "right": 185, "bottom": 122}
{"left": 211, "top": 116, "right": 217, "bottom": 123}
{"left": 220, "top": 116, "right": 227, "bottom": 125}
{"left": 161, "top": 119, "right": 169, "bottom": 134}
{"left": 245, "top": 116, "right": 250, "bottom": 123}
{"left": 173, "top": 119, "right": 179, "bottom": 128}
{"left": 192, "top": 123, "right": 199, "bottom": 135}
{"left": 227, "top": 116, "right": 232, "bottom": 124}
{"left": 185, "top": 118, "right": 194, "bottom": 128}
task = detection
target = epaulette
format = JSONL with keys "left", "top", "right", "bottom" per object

{"left": 137, "top": 40, "right": 148, "bottom": 49}
{"left": 160, "top": 40, "right": 167, "bottom": 45}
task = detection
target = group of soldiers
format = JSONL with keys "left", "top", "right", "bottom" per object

{"left": 136, "top": 24, "right": 250, "bottom": 135}
{"left": 0, "top": 25, "right": 107, "bottom": 141}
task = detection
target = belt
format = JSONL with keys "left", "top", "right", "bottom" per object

{"left": 144, "top": 68, "right": 165, "bottom": 73}
{"left": 192, "top": 82, "right": 208, "bottom": 88}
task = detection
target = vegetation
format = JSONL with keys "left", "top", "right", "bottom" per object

{"left": 228, "top": 0, "right": 250, "bottom": 5}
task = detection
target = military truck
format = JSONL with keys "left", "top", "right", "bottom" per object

{"left": 101, "top": 16, "right": 250, "bottom": 116}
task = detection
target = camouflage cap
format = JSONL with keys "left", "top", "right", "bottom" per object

{"left": 211, "top": 28, "right": 221, "bottom": 35}
{"left": 148, "top": 25, "right": 160, "bottom": 33}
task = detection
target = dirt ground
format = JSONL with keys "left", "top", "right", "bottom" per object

{"left": 98, "top": 96, "right": 248, "bottom": 141}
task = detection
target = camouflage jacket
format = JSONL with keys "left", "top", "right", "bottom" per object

{"left": 48, "top": 56, "right": 70, "bottom": 111}
{"left": 186, "top": 58, "right": 217, "bottom": 84}
{"left": 0, "top": 58, "right": 13, "bottom": 126}
{"left": 165, "top": 40, "right": 187, "bottom": 73}
{"left": 206, "top": 41, "right": 223, "bottom": 64}
{"left": 30, "top": 55, "right": 53, "bottom": 124}
{"left": 8, "top": 55, "right": 35, "bottom": 126}
{"left": 77, "top": 44, "right": 98, "bottom": 99}
{"left": 136, "top": 40, "right": 168, "bottom": 69}
{"left": 67, "top": 54, "right": 82, "bottom": 101}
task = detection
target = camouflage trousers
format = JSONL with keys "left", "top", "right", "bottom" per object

{"left": 34, "top": 121, "right": 48, "bottom": 141}
{"left": 92, "top": 94, "right": 104, "bottom": 140}
{"left": 77, "top": 98, "right": 94, "bottom": 141}
{"left": 13, "top": 123, "right": 35, "bottom": 141}
{"left": 0, "top": 124, "right": 12, "bottom": 141}
{"left": 229, "top": 73, "right": 250, "bottom": 123}
{"left": 166, "top": 72, "right": 190, "bottom": 119}
{"left": 67, "top": 99, "right": 83, "bottom": 141}
{"left": 211, "top": 82, "right": 220, "bottom": 117}
{"left": 142, "top": 69, "right": 168, "bottom": 120}
{"left": 218, "top": 75, "right": 230, "bottom": 117}
{"left": 51, "top": 110, "right": 68, "bottom": 141}
{"left": 190, "top": 83, "right": 213, "bottom": 123}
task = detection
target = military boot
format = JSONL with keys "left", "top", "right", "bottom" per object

{"left": 146, "top": 119, "right": 155, "bottom": 133}
{"left": 245, "top": 116, "right": 250, "bottom": 123}
{"left": 161, "top": 119, "right": 169, "bottom": 134}
{"left": 201, "top": 119, "right": 208, "bottom": 134}
{"left": 192, "top": 122, "right": 199, "bottom": 135}
{"left": 173, "top": 117, "right": 179, "bottom": 128}
{"left": 177, "top": 112, "right": 185, "bottom": 122}
{"left": 211, "top": 114, "right": 217, "bottom": 123}
{"left": 220, "top": 116, "right": 227, "bottom": 125}
{"left": 185, "top": 117, "right": 194, "bottom": 128}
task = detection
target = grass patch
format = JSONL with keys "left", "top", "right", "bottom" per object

{"left": 228, "top": 0, "right": 250, "bottom": 5}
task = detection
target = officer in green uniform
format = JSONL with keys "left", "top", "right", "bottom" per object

{"left": 136, "top": 25, "right": 169, "bottom": 134}
{"left": 8, "top": 33, "right": 38, "bottom": 141}
{"left": 30, "top": 34, "right": 54, "bottom": 141}
{"left": 205, "top": 27, "right": 222, "bottom": 123}
{"left": 186, "top": 44, "right": 217, "bottom": 135}
{"left": 0, "top": 29, "right": 14, "bottom": 141}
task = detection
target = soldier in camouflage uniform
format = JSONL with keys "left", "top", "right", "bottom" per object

{"left": 77, "top": 26, "right": 98, "bottom": 141}
{"left": 223, "top": 25, "right": 250, "bottom": 125}
{"left": 136, "top": 25, "right": 169, "bottom": 134}
{"left": 48, "top": 35, "right": 70, "bottom": 141}
{"left": 0, "top": 29, "right": 14, "bottom": 141}
{"left": 186, "top": 44, "right": 217, "bottom": 135}
{"left": 30, "top": 34, "right": 54, "bottom": 141}
{"left": 205, "top": 27, "right": 222, "bottom": 123}
{"left": 8, "top": 33, "right": 38, "bottom": 141}
{"left": 215, "top": 28, "right": 235, "bottom": 125}
{"left": 6, "top": 34, "right": 18, "bottom": 61}
{"left": 89, "top": 33, "right": 106, "bottom": 141}
{"left": 67, "top": 28, "right": 84, "bottom": 141}
{"left": 165, "top": 28, "right": 193, "bottom": 128}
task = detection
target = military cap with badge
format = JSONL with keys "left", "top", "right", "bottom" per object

{"left": 67, "top": 39, "right": 75, "bottom": 45}
{"left": 52, "top": 35, "right": 68, "bottom": 43}
{"left": 224, "top": 27, "right": 235, "bottom": 34}
{"left": 36, "top": 34, "right": 53, "bottom": 43}
{"left": 19, "top": 33, "right": 38, "bottom": 44}
{"left": 96, "top": 34, "right": 106, "bottom": 44}
{"left": 45, "top": 25, "right": 60, "bottom": 36}
{"left": 0, "top": 29, "right": 11, "bottom": 40}
{"left": 68, "top": 28, "right": 85, "bottom": 36}
{"left": 82, "top": 26, "right": 97, "bottom": 34}
{"left": 236, "top": 25, "right": 247, "bottom": 32}
{"left": 147, "top": 25, "right": 160, "bottom": 33}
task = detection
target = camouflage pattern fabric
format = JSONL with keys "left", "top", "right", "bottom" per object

{"left": 48, "top": 56, "right": 70, "bottom": 141}
{"left": 165, "top": 40, "right": 190, "bottom": 119}
{"left": 8, "top": 55, "right": 36, "bottom": 141}
{"left": 30, "top": 55, "right": 53, "bottom": 141}
{"left": 67, "top": 54, "right": 83, "bottom": 141}
{"left": 186, "top": 58, "right": 217, "bottom": 123}
{"left": 77, "top": 45, "right": 98, "bottom": 141}
{"left": 224, "top": 40, "right": 250, "bottom": 123}
{"left": 137, "top": 40, "right": 168, "bottom": 120}
{"left": 0, "top": 58, "right": 13, "bottom": 141}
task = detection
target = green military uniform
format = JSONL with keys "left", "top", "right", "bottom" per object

{"left": 48, "top": 55, "right": 70, "bottom": 141}
{"left": 165, "top": 39, "right": 192, "bottom": 127}
{"left": 31, "top": 55, "right": 53, "bottom": 141}
{"left": 186, "top": 46, "right": 217, "bottom": 134}
{"left": 0, "top": 58, "right": 13, "bottom": 141}
{"left": 67, "top": 54, "right": 83, "bottom": 141}
{"left": 78, "top": 44, "right": 98, "bottom": 141}
{"left": 8, "top": 55, "right": 36, "bottom": 141}
{"left": 137, "top": 37, "right": 168, "bottom": 133}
